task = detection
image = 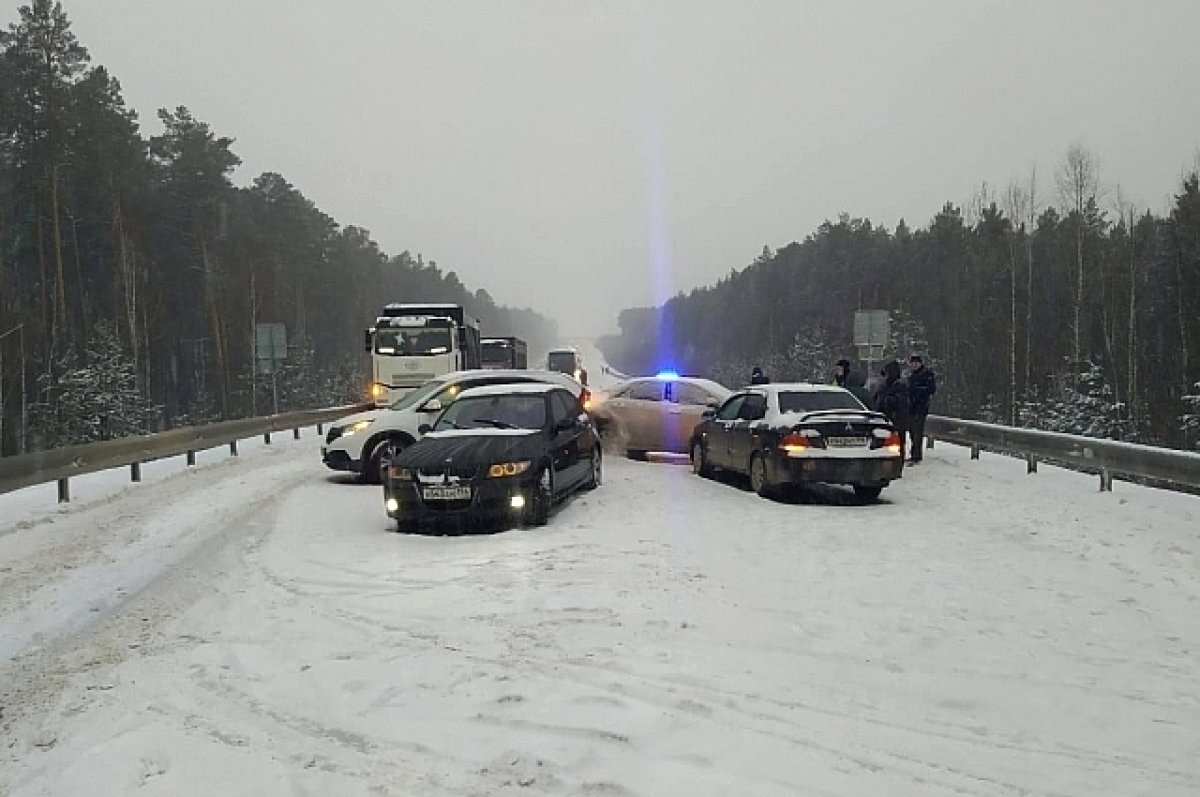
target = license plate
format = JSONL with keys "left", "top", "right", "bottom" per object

{"left": 422, "top": 485, "right": 472, "bottom": 501}
{"left": 826, "top": 436, "right": 869, "bottom": 448}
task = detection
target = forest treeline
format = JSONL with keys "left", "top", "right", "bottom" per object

{"left": 599, "top": 155, "right": 1200, "bottom": 450}
{"left": 0, "top": 1, "right": 557, "bottom": 455}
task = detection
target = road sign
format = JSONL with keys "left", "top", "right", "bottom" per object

{"left": 255, "top": 323, "right": 287, "bottom": 374}
{"left": 853, "top": 310, "right": 890, "bottom": 347}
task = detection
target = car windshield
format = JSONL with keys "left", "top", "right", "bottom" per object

{"left": 433, "top": 394, "right": 547, "bottom": 431}
{"left": 777, "top": 390, "right": 864, "bottom": 413}
{"left": 374, "top": 327, "right": 451, "bottom": 356}
{"left": 547, "top": 351, "right": 577, "bottom": 373}
{"left": 481, "top": 342, "right": 512, "bottom": 367}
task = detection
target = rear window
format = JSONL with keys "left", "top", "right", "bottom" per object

{"left": 547, "top": 351, "right": 578, "bottom": 373}
{"left": 777, "top": 390, "right": 864, "bottom": 413}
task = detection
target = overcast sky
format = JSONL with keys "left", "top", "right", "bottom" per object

{"left": 61, "top": 1, "right": 1200, "bottom": 337}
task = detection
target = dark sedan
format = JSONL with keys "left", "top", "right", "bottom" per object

{"left": 383, "top": 383, "right": 602, "bottom": 533}
{"left": 690, "top": 383, "right": 903, "bottom": 501}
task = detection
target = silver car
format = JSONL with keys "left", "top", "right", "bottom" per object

{"left": 591, "top": 375, "right": 731, "bottom": 458}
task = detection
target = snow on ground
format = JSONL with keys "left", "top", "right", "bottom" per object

{"left": 1, "top": 436, "right": 1199, "bottom": 796}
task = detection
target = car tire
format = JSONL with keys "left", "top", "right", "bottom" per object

{"left": 394, "top": 516, "right": 417, "bottom": 534}
{"left": 364, "top": 436, "right": 407, "bottom": 485}
{"left": 691, "top": 440, "right": 712, "bottom": 478}
{"left": 749, "top": 452, "right": 774, "bottom": 498}
{"left": 584, "top": 447, "right": 603, "bottom": 490}
{"left": 625, "top": 449, "right": 647, "bottom": 461}
{"left": 853, "top": 485, "right": 883, "bottom": 502}
{"left": 524, "top": 464, "right": 553, "bottom": 526}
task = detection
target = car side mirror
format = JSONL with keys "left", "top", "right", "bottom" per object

{"left": 418, "top": 423, "right": 433, "bottom": 435}
{"left": 556, "top": 417, "right": 575, "bottom": 432}
{"left": 419, "top": 399, "right": 443, "bottom": 413}
{"left": 702, "top": 409, "right": 716, "bottom": 419}
{"left": 364, "top": 330, "right": 372, "bottom": 352}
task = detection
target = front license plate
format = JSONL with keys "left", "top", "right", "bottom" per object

{"left": 422, "top": 485, "right": 472, "bottom": 501}
{"left": 826, "top": 436, "right": 869, "bottom": 448}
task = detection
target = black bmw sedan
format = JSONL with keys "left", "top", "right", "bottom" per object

{"left": 383, "top": 383, "right": 602, "bottom": 533}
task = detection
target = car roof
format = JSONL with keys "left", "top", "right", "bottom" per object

{"left": 738, "top": 382, "right": 850, "bottom": 394}
{"left": 458, "top": 382, "right": 564, "bottom": 398}
{"left": 432, "top": 369, "right": 582, "bottom": 395}
{"left": 622, "top": 375, "right": 731, "bottom": 395}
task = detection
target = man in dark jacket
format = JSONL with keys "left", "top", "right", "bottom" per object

{"left": 906, "top": 354, "right": 936, "bottom": 463}
{"left": 832, "top": 358, "right": 872, "bottom": 407}
{"left": 750, "top": 366, "right": 770, "bottom": 385}
{"left": 874, "top": 360, "right": 910, "bottom": 459}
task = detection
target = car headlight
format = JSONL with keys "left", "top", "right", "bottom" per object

{"left": 341, "top": 419, "right": 373, "bottom": 436}
{"left": 487, "top": 460, "right": 532, "bottom": 478}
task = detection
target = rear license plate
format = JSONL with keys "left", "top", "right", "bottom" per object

{"left": 826, "top": 436, "right": 869, "bottom": 448}
{"left": 422, "top": 485, "right": 472, "bottom": 501}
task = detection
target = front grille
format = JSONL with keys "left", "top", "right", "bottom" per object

{"left": 419, "top": 464, "right": 481, "bottom": 480}
{"left": 326, "top": 427, "right": 343, "bottom": 444}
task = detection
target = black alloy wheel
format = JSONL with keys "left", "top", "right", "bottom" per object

{"left": 749, "top": 453, "right": 774, "bottom": 498}
{"left": 691, "top": 440, "right": 711, "bottom": 478}
{"left": 524, "top": 465, "right": 553, "bottom": 526}
{"left": 585, "top": 447, "right": 603, "bottom": 490}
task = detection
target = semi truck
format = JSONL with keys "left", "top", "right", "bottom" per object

{"left": 481, "top": 336, "right": 528, "bottom": 370}
{"left": 364, "top": 303, "right": 481, "bottom": 405}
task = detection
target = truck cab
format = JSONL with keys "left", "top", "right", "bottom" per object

{"left": 365, "top": 304, "right": 481, "bottom": 405}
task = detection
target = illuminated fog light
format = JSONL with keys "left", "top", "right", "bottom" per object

{"left": 385, "top": 498, "right": 399, "bottom": 512}
{"left": 510, "top": 495, "right": 526, "bottom": 510}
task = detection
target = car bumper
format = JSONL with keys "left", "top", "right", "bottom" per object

{"left": 322, "top": 447, "right": 362, "bottom": 474}
{"left": 768, "top": 452, "right": 903, "bottom": 487}
{"left": 384, "top": 476, "right": 533, "bottom": 530}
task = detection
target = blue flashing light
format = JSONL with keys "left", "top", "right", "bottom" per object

{"left": 655, "top": 370, "right": 680, "bottom": 380}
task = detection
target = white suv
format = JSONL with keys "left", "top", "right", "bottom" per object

{"left": 322, "top": 369, "right": 587, "bottom": 483}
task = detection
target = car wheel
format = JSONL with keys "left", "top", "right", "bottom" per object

{"left": 394, "top": 516, "right": 417, "bottom": 534}
{"left": 691, "top": 440, "right": 712, "bottom": 478}
{"left": 853, "top": 485, "right": 883, "bottom": 502}
{"left": 365, "top": 437, "right": 407, "bottom": 485}
{"left": 584, "top": 447, "right": 603, "bottom": 490}
{"left": 749, "top": 453, "right": 774, "bottom": 498}
{"left": 524, "top": 464, "right": 553, "bottom": 526}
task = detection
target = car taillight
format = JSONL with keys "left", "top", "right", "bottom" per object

{"left": 780, "top": 431, "right": 810, "bottom": 454}
{"left": 880, "top": 431, "right": 903, "bottom": 454}
{"left": 580, "top": 387, "right": 592, "bottom": 411}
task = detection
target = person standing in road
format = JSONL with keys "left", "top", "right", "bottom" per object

{"left": 750, "top": 366, "right": 770, "bottom": 385}
{"left": 906, "top": 354, "right": 937, "bottom": 463}
{"left": 874, "top": 360, "right": 911, "bottom": 460}
{"left": 831, "top": 358, "right": 872, "bottom": 407}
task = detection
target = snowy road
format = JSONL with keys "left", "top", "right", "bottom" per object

{"left": 1, "top": 436, "right": 1199, "bottom": 796}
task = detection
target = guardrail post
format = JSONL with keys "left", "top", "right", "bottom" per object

{"left": 57, "top": 478, "right": 70, "bottom": 503}
{"left": 971, "top": 443, "right": 980, "bottom": 460}
{"left": 1100, "top": 469, "right": 1113, "bottom": 492}
{"left": 317, "top": 423, "right": 324, "bottom": 435}
{"left": 130, "top": 461, "right": 141, "bottom": 483}
{"left": 926, "top": 436, "right": 934, "bottom": 450}
{"left": 1026, "top": 454, "right": 1038, "bottom": 474}
{"left": 264, "top": 432, "right": 272, "bottom": 445}
{"left": 187, "top": 450, "right": 196, "bottom": 467}
{"left": 293, "top": 428, "right": 300, "bottom": 440}
{"left": 230, "top": 440, "right": 239, "bottom": 456}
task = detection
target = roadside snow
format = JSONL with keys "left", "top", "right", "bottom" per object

{"left": 1, "top": 439, "right": 1198, "bottom": 795}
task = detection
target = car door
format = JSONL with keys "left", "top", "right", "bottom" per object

{"left": 614, "top": 379, "right": 665, "bottom": 452}
{"left": 707, "top": 394, "right": 746, "bottom": 469}
{"left": 548, "top": 389, "right": 585, "bottom": 491}
{"left": 728, "top": 392, "right": 768, "bottom": 471}
{"left": 671, "top": 381, "right": 719, "bottom": 453}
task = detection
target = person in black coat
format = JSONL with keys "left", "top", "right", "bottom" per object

{"left": 750, "top": 366, "right": 770, "bottom": 385}
{"left": 906, "top": 354, "right": 937, "bottom": 463}
{"left": 874, "top": 360, "right": 910, "bottom": 459}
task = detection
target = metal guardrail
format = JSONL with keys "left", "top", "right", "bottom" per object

{"left": 924, "top": 415, "right": 1200, "bottom": 492}
{"left": 0, "top": 403, "right": 372, "bottom": 502}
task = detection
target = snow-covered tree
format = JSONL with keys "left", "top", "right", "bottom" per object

{"left": 1018, "top": 360, "right": 1128, "bottom": 439}
{"left": 29, "top": 322, "right": 159, "bottom": 447}
{"left": 1181, "top": 381, "right": 1200, "bottom": 449}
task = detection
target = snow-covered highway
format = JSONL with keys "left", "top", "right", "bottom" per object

{"left": 1, "top": 434, "right": 1198, "bottom": 796}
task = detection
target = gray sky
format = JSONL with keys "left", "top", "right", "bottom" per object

{"left": 64, "top": 1, "right": 1200, "bottom": 337}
